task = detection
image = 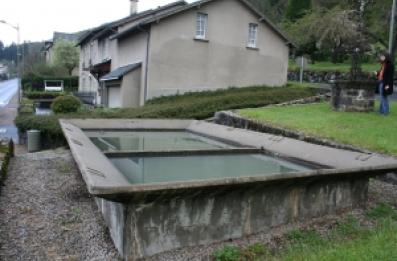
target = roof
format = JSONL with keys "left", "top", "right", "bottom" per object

{"left": 110, "top": 0, "right": 295, "bottom": 47}
{"left": 100, "top": 63, "right": 142, "bottom": 82}
{"left": 77, "top": 1, "right": 187, "bottom": 46}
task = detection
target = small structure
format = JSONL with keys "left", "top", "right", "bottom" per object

{"left": 331, "top": 80, "right": 376, "bottom": 112}
{"left": 44, "top": 80, "right": 64, "bottom": 92}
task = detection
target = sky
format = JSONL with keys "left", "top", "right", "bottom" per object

{"left": 0, "top": 0, "right": 196, "bottom": 46}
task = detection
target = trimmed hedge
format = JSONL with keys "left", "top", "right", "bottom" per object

{"left": 22, "top": 74, "right": 78, "bottom": 92}
{"left": 15, "top": 84, "right": 321, "bottom": 148}
{"left": 18, "top": 98, "right": 35, "bottom": 115}
{"left": 24, "top": 91, "right": 66, "bottom": 100}
{"left": 0, "top": 140, "right": 14, "bottom": 187}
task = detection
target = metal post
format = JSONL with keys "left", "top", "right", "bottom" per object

{"left": 300, "top": 57, "right": 304, "bottom": 84}
{"left": 389, "top": 0, "right": 397, "bottom": 54}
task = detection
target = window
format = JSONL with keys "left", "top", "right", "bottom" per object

{"left": 196, "top": 13, "right": 208, "bottom": 39}
{"left": 248, "top": 23, "right": 258, "bottom": 48}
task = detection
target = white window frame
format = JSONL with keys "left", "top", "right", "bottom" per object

{"left": 196, "top": 13, "right": 208, "bottom": 40}
{"left": 248, "top": 23, "right": 258, "bottom": 48}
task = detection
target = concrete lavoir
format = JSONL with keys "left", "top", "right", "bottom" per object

{"left": 60, "top": 119, "right": 397, "bottom": 260}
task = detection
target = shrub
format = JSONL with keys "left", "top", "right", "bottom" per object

{"left": 18, "top": 98, "right": 35, "bottom": 115}
{"left": 24, "top": 91, "right": 65, "bottom": 100}
{"left": 51, "top": 95, "right": 82, "bottom": 114}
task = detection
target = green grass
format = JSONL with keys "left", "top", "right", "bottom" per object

{"left": 239, "top": 102, "right": 397, "bottom": 156}
{"left": 289, "top": 61, "right": 379, "bottom": 73}
{"left": 213, "top": 204, "right": 397, "bottom": 261}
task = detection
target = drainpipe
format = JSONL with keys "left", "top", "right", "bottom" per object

{"left": 137, "top": 24, "right": 151, "bottom": 104}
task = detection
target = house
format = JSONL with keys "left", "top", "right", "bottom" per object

{"left": 44, "top": 31, "right": 86, "bottom": 75}
{"left": 78, "top": 0, "right": 294, "bottom": 108}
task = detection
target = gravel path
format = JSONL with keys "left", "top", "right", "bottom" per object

{"left": 0, "top": 149, "right": 120, "bottom": 261}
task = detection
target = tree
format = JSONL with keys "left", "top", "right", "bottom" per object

{"left": 53, "top": 40, "right": 79, "bottom": 76}
{"left": 284, "top": 7, "right": 366, "bottom": 62}
{"left": 285, "top": 0, "right": 312, "bottom": 22}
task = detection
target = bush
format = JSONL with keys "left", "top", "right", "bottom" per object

{"left": 213, "top": 246, "right": 241, "bottom": 261}
{"left": 22, "top": 74, "right": 78, "bottom": 92}
{"left": 51, "top": 95, "right": 82, "bottom": 114}
{"left": 18, "top": 98, "right": 35, "bottom": 115}
{"left": 15, "top": 84, "right": 320, "bottom": 149}
{"left": 24, "top": 91, "right": 65, "bottom": 100}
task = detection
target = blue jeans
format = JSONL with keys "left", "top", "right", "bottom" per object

{"left": 379, "top": 82, "right": 390, "bottom": 115}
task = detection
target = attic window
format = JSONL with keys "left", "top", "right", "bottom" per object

{"left": 248, "top": 23, "right": 258, "bottom": 48}
{"left": 196, "top": 13, "right": 208, "bottom": 40}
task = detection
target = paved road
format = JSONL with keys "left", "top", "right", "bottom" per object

{"left": 0, "top": 79, "right": 19, "bottom": 108}
{"left": 0, "top": 79, "right": 19, "bottom": 143}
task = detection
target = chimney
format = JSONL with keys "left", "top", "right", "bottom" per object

{"left": 130, "top": 0, "right": 138, "bottom": 15}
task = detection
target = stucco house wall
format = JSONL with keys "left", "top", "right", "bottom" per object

{"left": 117, "top": 31, "right": 148, "bottom": 105}
{"left": 146, "top": 0, "right": 289, "bottom": 99}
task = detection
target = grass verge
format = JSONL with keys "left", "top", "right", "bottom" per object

{"left": 213, "top": 203, "right": 397, "bottom": 261}
{"left": 239, "top": 102, "right": 397, "bottom": 156}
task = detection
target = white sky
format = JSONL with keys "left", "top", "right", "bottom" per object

{"left": 0, "top": 0, "right": 196, "bottom": 46}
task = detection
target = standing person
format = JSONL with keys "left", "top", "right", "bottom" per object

{"left": 377, "top": 53, "right": 395, "bottom": 115}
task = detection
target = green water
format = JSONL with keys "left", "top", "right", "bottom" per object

{"left": 110, "top": 154, "right": 311, "bottom": 184}
{"left": 87, "top": 131, "right": 235, "bottom": 152}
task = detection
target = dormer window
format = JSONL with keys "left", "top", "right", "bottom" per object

{"left": 196, "top": 13, "right": 208, "bottom": 40}
{"left": 248, "top": 23, "right": 258, "bottom": 48}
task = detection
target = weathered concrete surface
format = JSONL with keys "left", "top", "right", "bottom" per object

{"left": 99, "top": 175, "right": 368, "bottom": 260}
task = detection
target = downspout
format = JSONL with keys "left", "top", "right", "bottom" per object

{"left": 137, "top": 24, "right": 151, "bottom": 104}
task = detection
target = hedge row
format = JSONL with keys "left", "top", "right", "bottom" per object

{"left": 22, "top": 74, "right": 79, "bottom": 92}
{"left": 15, "top": 84, "right": 321, "bottom": 148}
{"left": 0, "top": 140, "right": 14, "bottom": 188}
{"left": 24, "top": 91, "right": 67, "bottom": 100}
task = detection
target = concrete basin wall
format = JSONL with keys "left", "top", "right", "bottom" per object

{"left": 98, "top": 175, "right": 368, "bottom": 260}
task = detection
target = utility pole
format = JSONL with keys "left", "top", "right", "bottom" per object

{"left": 389, "top": 0, "right": 397, "bottom": 54}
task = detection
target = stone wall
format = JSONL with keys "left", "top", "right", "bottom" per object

{"left": 288, "top": 70, "right": 374, "bottom": 83}
{"left": 97, "top": 175, "right": 369, "bottom": 260}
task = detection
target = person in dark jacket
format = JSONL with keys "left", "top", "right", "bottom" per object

{"left": 377, "top": 53, "right": 394, "bottom": 115}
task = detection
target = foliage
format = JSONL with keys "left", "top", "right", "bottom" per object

{"left": 51, "top": 95, "right": 82, "bottom": 114}
{"left": 213, "top": 246, "right": 241, "bottom": 261}
{"left": 239, "top": 102, "right": 397, "bottom": 156}
{"left": 24, "top": 91, "right": 65, "bottom": 100}
{"left": 283, "top": 7, "right": 364, "bottom": 63}
{"left": 288, "top": 60, "right": 380, "bottom": 73}
{"left": 22, "top": 74, "right": 78, "bottom": 92}
{"left": 53, "top": 40, "right": 79, "bottom": 76}
{"left": 15, "top": 84, "right": 319, "bottom": 148}
{"left": 18, "top": 98, "right": 35, "bottom": 115}
{"left": 285, "top": 0, "right": 311, "bottom": 22}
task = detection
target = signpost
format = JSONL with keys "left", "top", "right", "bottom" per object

{"left": 295, "top": 56, "right": 308, "bottom": 84}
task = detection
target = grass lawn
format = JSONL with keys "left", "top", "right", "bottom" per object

{"left": 213, "top": 204, "right": 397, "bottom": 261}
{"left": 289, "top": 61, "right": 379, "bottom": 73}
{"left": 239, "top": 102, "right": 397, "bottom": 156}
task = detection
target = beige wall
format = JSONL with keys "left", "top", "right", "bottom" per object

{"left": 117, "top": 31, "right": 148, "bottom": 105}
{"left": 121, "top": 68, "right": 142, "bottom": 107}
{"left": 146, "top": 0, "right": 289, "bottom": 99}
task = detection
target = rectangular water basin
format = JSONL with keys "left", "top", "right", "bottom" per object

{"left": 60, "top": 119, "right": 397, "bottom": 260}
{"left": 109, "top": 154, "right": 311, "bottom": 184}
{"left": 86, "top": 130, "right": 236, "bottom": 152}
